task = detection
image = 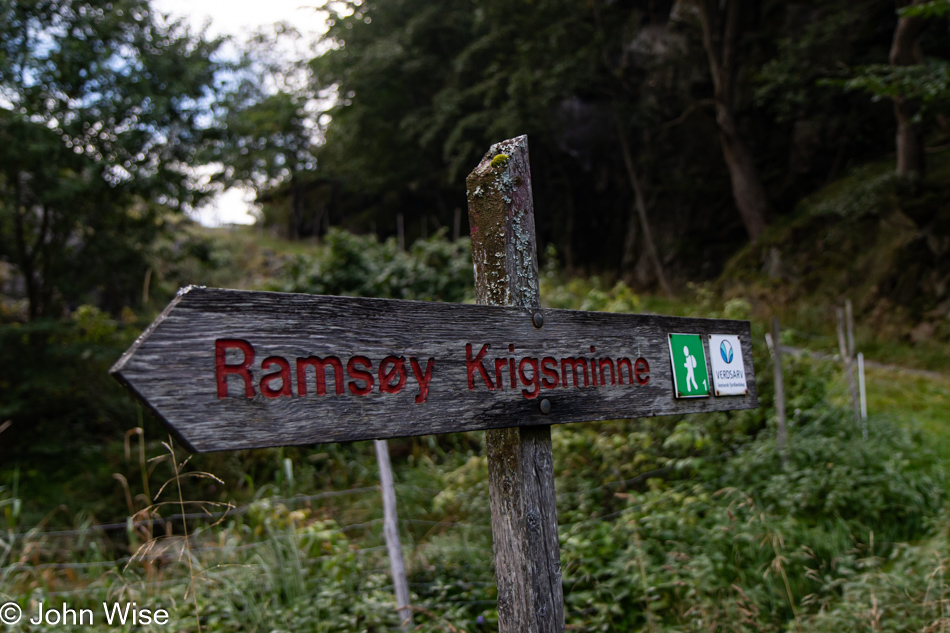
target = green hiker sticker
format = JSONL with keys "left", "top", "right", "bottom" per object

{"left": 668, "top": 333, "right": 710, "bottom": 398}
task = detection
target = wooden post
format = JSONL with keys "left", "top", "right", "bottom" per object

{"left": 770, "top": 318, "right": 788, "bottom": 465}
{"left": 466, "top": 135, "right": 565, "bottom": 633}
{"left": 374, "top": 439, "right": 413, "bottom": 630}
{"left": 836, "top": 307, "right": 861, "bottom": 427}
{"left": 845, "top": 301, "right": 866, "bottom": 439}
{"left": 858, "top": 352, "right": 868, "bottom": 439}
{"left": 845, "top": 299, "right": 856, "bottom": 360}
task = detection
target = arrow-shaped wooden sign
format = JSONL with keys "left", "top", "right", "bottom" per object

{"left": 111, "top": 286, "right": 757, "bottom": 453}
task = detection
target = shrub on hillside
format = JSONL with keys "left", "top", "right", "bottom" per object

{"left": 270, "top": 228, "right": 474, "bottom": 303}
{"left": 433, "top": 351, "right": 944, "bottom": 631}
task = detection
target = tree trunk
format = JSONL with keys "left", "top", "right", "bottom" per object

{"left": 695, "top": 0, "right": 770, "bottom": 242}
{"left": 894, "top": 98, "right": 924, "bottom": 176}
{"left": 13, "top": 174, "right": 41, "bottom": 319}
{"left": 562, "top": 183, "right": 575, "bottom": 270}
{"left": 616, "top": 124, "right": 673, "bottom": 297}
{"left": 289, "top": 176, "right": 303, "bottom": 240}
{"left": 620, "top": 204, "right": 638, "bottom": 271}
{"left": 717, "top": 106, "right": 769, "bottom": 241}
{"left": 890, "top": 1, "right": 927, "bottom": 176}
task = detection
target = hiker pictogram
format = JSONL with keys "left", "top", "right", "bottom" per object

{"left": 683, "top": 345, "right": 699, "bottom": 391}
{"left": 669, "top": 333, "right": 710, "bottom": 398}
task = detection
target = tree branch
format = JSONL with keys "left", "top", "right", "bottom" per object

{"left": 696, "top": 0, "right": 724, "bottom": 98}
{"left": 659, "top": 98, "right": 715, "bottom": 130}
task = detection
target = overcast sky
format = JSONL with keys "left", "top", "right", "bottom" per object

{"left": 152, "top": 0, "right": 330, "bottom": 225}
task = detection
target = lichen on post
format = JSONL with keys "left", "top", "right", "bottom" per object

{"left": 466, "top": 135, "right": 564, "bottom": 633}
{"left": 466, "top": 135, "right": 541, "bottom": 311}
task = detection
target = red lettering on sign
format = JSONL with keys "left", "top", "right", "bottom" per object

{"left": 617, "top": 358, "right": 632, "bottom": 384}
{"left": 494, "top": 358, "right": 508, "bottom": 390}
{"left": 347, "top": 356, "right": 375, "bottom": 396}
{"left": 540, "top": 357, "right": 559, "bottom": 389}
{"left": 296, "top": 356, "right": 344, "bottom": 396}
{"left": 561, "top": 357, "right": 589, "bottom": 388}
{"left": 466, "top": 343, "right": 494, "bottom": 390}
{"left": 634, "top": 357, "right": 650, "bottom": 385}
{"left": 216, "top": 340, "right": 646, "bottom": 403}
{"left": 260, "top": 356, "right": 293, "bottom": 398}
{"left": 215, "top": 339, "right": 256, "bottom": 398}
{"left": 590, "top": 347, "right": 597, "bottom": 386}
{"left": 379, "top": 356, "right": 407, "bottom": 394}
{"left": 518, "top": 357, "right": 540, "bottom": 399}
{"left": 410, "top": 357, "right": 434, "bottom": 404}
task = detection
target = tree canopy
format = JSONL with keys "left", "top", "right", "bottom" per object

{"left": 0, "top": 0, "right": 225, "bottom": 318}
{"left": 290, "top": 0, "right": 944, "bottom": 278}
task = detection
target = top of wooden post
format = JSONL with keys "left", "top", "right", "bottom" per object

{"left": 466, "top": 135, "right": 540, "bottom": 310}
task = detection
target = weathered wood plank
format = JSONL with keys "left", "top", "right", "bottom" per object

{"left": 468, "top": 135, "right": 564, "bottom": 633}
{"left": 110, "top": 286, "right": 757, "bottom": 453}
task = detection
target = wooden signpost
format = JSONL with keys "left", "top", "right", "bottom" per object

{"left": 111, "top": 135, "right": 758, "bottom": 632}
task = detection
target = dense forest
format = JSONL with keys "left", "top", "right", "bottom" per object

{"left": 268, "top": 0, "right": 950, "bottom": 277}
{"left": 2, "top": 0, "right": 949, "bottom": 317}
{"left": 2, "top": 1, "right": 950, "bottom": 631}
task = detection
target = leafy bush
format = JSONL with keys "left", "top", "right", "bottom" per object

{"left": 541, "top": 276, "right": 641, "bottom": 313}
{"left": 432, "top": 351, "right": 944, "bottom": 632}
{"left": 269, "top": 228, "right": 474, "bottom": 303}
{"left": 0, "top": 309, "right": 144, "bottom": 520}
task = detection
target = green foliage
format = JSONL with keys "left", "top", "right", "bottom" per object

{"left": 722, "top": 297, "right": 752, "bottom": 320}
{"left": 311, "top": 0, "right": 741, "bottom": 274}
{"left": 308, "top": 0, "right": 931, "bottom": 275}
{"left": 430, "top": 350, "right": 944, "bottom": 631}
{"left": 807, "top": 530, "right": 950, "bottom": 630}
{"left": 0, "top": 309, "right": 145, "bottom": 518}
{"left": 838, "top": 60, "right": 950, "bottom": 119}
{"left": 270, "top": 228, "right": 474, "bottom": 303}
{"left": 720, "top": 148, "right": 950, "bottom": 348}
{"left": 2, "top": 271, "right": 949, "bottom": 631}
{"left": 899, "top": 0, "right": 950, "bottom": 19}
{"left": 755, "top": 2, "right": 892, "bottom": 124}
{"left": 804, "top": 164, "right": 904, "bottom": 219}
{"left": 540, "top": 276, "right": 641, "bottom": 313}
{"left": 214, "top": 24, "right": 325, "bottom": 239}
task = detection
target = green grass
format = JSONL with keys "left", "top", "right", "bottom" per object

{"left": 865, "top": 366, "right": 950, "bottom": 463}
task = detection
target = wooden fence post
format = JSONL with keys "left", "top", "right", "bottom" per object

{"left": 857, "top": 352, "right": 868, "bottom": 438}
{"left": 466, "top": 135, "right": 565, "bottom": 633}
{"left": 846, "top": 299, "right": 869, "bottom": 440}
{"left": 374, "top": 439, "right": 413, "bottom": 630}
{"left": 770, "top": 318, "right": 788, "bottom": 465}
{"left": 836, "top": 306, "right": 862, "bottom": 429}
